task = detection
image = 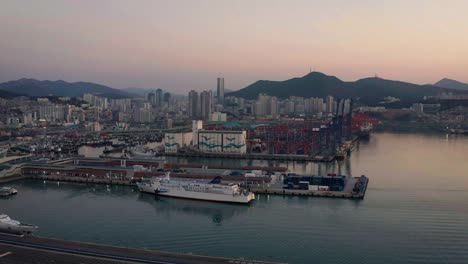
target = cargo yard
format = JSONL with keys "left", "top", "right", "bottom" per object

{"left": 250, "top": 175, "right": 369, "bottom": 199}
{"left": 159, "top": 106, "right": 377, "bottom": 162}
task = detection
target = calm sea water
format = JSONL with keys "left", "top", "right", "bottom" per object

{"left": 3, "top": 132, "right": 468, "bottom": 264}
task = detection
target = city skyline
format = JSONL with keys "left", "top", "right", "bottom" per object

{"left": 1, "top": 0, "right": 468, "bottom": 93}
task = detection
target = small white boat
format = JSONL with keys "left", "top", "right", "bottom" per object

{"left": 0, "top": 214, "right": 37, "bottom": 235}
{"left": 129, "top": 146, "right": 154, "bottom": 157}
{"left": 0, "top": 187, "right": 18, "bottom": 196}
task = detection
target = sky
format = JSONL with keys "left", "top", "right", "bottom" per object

{"left": 1, "top": 0, "right": 468, "bottom": 93}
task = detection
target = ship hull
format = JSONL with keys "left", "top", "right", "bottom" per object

{"left": 0, "top": 187, "right": 18, "bottom": 196}
{"left": 136, "top": 182, "right": 156, "bottom": 194}
{"left": 157, "top": 189, "right": 255, "bottom": 204}
{"left": 0, "top": 223, "right": 36, "bottom": 235}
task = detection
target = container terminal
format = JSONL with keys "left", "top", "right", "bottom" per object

{"left": 5, "top": 99, "right": 378, "bottom": 164}
{"left": 158, "top": 111, "right": 375, "bottom": 162}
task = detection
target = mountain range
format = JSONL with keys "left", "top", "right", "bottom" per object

{"left": 228, "top": 72, "right": 468, "bottom": 101}
{"left": 0, "top": 78, "right": 133, "bottom": 98}
{"left": 122, "top": 87, "right": 160, "bottom": 97}
{"left": 434, "top": 78, "right": 468, "bottom": 91}
{"left": 0, "top": 90, "right": 25, "bottom": 99}
{"left": 1, "top": 75, "right": 467, "bottom": 101}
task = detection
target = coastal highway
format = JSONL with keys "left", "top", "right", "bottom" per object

{"left": 0, "top": 233, "right": 281, "bottom": 264}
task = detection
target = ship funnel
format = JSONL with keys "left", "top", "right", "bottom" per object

{"left": 208, "top": 176, "right": 222, "bottom": 184}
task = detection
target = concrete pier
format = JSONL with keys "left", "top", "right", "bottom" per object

{"left": 159, "top": 152, "right": 335, "bottom": 162}
{"left": 163, "top": 163, "right": 288, "bottom": 173}
{"left": 13, "top": 173, "right": 369, "bottom": 200}
{"left": 249, "top": 177, "right": 369, "bottom": 200}
{"left": 0, "top": 165, "right": 25, "bottom": 184}
{"left": 28, "top": 175, "right": 134, "bottom": 186}
{"left": 0, "top": 233, "right": 282, "bottom": 264}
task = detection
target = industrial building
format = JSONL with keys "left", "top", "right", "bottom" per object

{"left": 163, "top": 131, "right": 193, "bottom": 153}
{"left": 191, "top": 120, "right": 247, "bottom": 154}
{"left": 195, "top": 130, "right": 247, "bottom": 154}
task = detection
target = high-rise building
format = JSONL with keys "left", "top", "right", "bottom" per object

{"left": 270, "top": 96, "right": 278, "bottom": 117}
{"left": 344, "top": 98, "right": 352, "bottom": 115}
{"left": 110, "top": 98, "right": 132, "bottom": 113}
{"left": 255, "top": 93, "right": 268, "bottom": 117}
{"left": 83, "top": 93, "right": 98, "bottom": 106}
{"left": 217, "top": 77, "right": 224, "bottom": 106}
{"left": 163, "top": 92, "right": 171, "bottom": 103}
{"left": 311, "top": 97, "right": 325, "bottom": 113}
{"left": 132, "top": 108, "right": 152, "bottom": 123}
{"left": 155, "top": 89, "right": 163, "bottom": 107}
{"left": 188, "top": 90, "right": 199, "bottom": 118}
{"left": 326, "top": 95, "right": 335, "bottom": 114}
{"left": 255, "top": 93, "right": 278, "bottom": 118}
{"left": 147, "top": 91, "right": 156, "bottom": 105}
{"left": 97, "top": 97, "right": 108, "bottom": 109}
{"left": 39, "top": 104, "right": 66, "bottom": 122}
{"left": 200, "top": 91, "right": 212, "bottom": 121}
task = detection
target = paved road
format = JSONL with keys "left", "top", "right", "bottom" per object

{"left": 0, "top": 243, "right": 133, "bottom": 264}
{"left": 0, "top": 233, "right": 282, "bottom": 264}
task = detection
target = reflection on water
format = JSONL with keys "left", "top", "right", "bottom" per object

{"left": 137, "top": 194, "right": 250, "bottom": 224}
{"left": 8, "top": 179, "right": 250, "bottom": 225}
{"left": 162, "top": 143, "right": 358, "bottom": 177}
{"left": 2, "top": 132, "right": 468, "bottom": 264}
{"left": 24, "top": 179, "right": 137, "bottom": 197}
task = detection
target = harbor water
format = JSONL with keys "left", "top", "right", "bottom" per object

{"left": 3, "top": 132, "right": 468, "bottom": 264}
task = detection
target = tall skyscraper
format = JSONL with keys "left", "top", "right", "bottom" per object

{"left": 326, "top": 95, "right": 335, "bottom": 114}
{"left": 217, "top": 77, "right": 224, "bottom": 106}
{"left": 200, "top": 91, "right": 212, "bottom": 121}
{"left": 310, "top": 97, "right": 325, "bottom": 113}
{"left": 344, "top": 98, "right": 352, "bottom": 115}
{"left": 155, "top": 89, "right": 163, "bottom": 107}
{"left": 254, "top": 93, "right": 268, "bottom": 117}
{"left": 270, "top": 96, "right": 278, "bottom": 117}
{"left": 188, "top": 90, "right": 199, "bottom": 118}
{"left": 163, "top": 92, "right": 171, "bottom": 103}
{"left": 147, "top": 91, "right": 156, "bottom": 105}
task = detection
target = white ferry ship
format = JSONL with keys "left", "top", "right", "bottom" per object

{"left": 0, "top": 214, "right": 37, "bottom": 235}
{"left": 137, "top": 174, "right": 255, "bottom": 204}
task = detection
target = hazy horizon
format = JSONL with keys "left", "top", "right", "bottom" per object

{"left": 1, "top": 0, "right": 467, "bottom": 92}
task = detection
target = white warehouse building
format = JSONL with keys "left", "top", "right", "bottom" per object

{"left": 195, "top": 130, "right": 247, "bottom": 154}
{"left": 163, "top": 131, "right": 193, "bottom": 153}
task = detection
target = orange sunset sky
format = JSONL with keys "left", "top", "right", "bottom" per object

{"left": 1, "top": 0, "right": 467, "bottom": 92}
